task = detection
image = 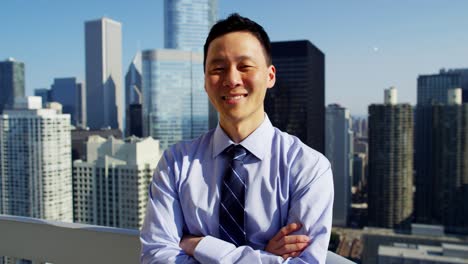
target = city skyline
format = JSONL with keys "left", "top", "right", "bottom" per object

{"left": 2, "top": 1, "right": 468, "bottom": 115}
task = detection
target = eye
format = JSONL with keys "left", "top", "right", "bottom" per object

{"left": 239, "top": 65, "right": 253, "bottom": 71}
{"left": 209, "top": 66, "right": 224, "bottom": 74}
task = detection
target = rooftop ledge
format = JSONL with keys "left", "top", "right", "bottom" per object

{"left": 0, "top": 214, "right": 353, "bottom": 264}
{"left": 0, "top": 214, "right": 139, "bottom": 263}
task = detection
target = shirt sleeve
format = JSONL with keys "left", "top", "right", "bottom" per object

{"left": 286, "top": 151, "right": 334, "bottom": 263}
{"left": 193, "top": 150, "right": 334, "bottom": 264}
{"left": 140, "top": 151, "right": 199, "bottom": 264}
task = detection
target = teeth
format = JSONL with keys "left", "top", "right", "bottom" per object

{"left": 224, "top": 95, "right": 244, "bottom": 100}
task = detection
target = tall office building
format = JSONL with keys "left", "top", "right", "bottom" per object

{"left": 353, "top": 153, "right": 367, "bottom": 188}
{"left": 0, "top": 58, "right": 24, "bottom": 114}
{"left": 125, "top": 52, "right": 142, "bottom": 137}
{"left": 325, "top": 104, "right": 353, "bottom": 227}
{"left": 34, "top": 88, "right": 51, "bottom": 107}
{"left": 73, "top": 135, "right": 160, "bottom": 229}
{"left": 431, "top": 89, "right": 468, "bottom": 234}
{"left": 164, "top": 0, "right": 218, "bottom": 51}
{"left": 352, "top": 117, "right": 368, "bottom": 138}
{"left": 51, "top": 77, "right": 86, "bottom": 127}
{"left": 85, "top": 17, "right": 123, "bottom": 131}
{"left": 128, "top": 104, "right": 142, "bottom": 137}
{"left": 164, "top": 0, "right": 218, "bottom": 130}
{"left": 415, "top": 68, "right": 468, "bottom": 223}
{"left": 142, "top": 49, "right": 205, "bottom": 150}
{"left": 368, "top": 87, "right": 413, "bottom": 229}
{"left": 0, "top": 97, "right": 72, "bottom": 222}
{"left": 265, "top": 40, "right": 325, "bottom": 153}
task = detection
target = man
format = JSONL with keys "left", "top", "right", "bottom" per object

{"left": 140, "top": 13, "right": 333, "bottom": 263}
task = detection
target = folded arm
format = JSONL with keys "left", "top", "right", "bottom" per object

{"left": 141, "top": 149, "right": 334, "bottom": 264}
{"left": 190, "top": 154, "right": 334, "bottom": 263}
{"left": 140, "top": 154, "right": 198, "bottom": 264}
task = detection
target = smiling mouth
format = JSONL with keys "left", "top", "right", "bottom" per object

{"left": 222, "top": 94, "right": 248, "bottom": 100}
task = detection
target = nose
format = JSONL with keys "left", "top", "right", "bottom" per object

{"left": 222, "top": 67, "right": 242, "bottom": 88}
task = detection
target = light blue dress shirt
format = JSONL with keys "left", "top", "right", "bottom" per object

{"left": 140, "top": 115, "right": 334, "bottom": 263}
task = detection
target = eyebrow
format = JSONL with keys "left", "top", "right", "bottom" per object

{"left": 207, "top": 56, "right": 255, "bottom": 66}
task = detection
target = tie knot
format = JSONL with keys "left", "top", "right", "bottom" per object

{"left": 227, "top": 145, "right": 247, "bottom": 161}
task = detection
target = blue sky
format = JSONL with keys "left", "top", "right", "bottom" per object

{"left": 1, "top": 0, "right": 468, "bottom": 115}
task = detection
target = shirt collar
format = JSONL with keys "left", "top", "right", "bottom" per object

{"left": 212, "top": 114, "right": 274, "bottom": 160}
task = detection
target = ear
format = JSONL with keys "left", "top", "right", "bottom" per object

{"left": 267, "top": 65, "right": 276, "bottom": 89}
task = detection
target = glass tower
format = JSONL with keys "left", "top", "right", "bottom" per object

{"left": 125, "top": 52, "right": 143, "bottom": 137}
{"left": 50, "top": 77, "right": 85, "bottom": 127}
{"left": 142, "top": 50, "right": 205, "bottom": 150}
{"left": 0, "top": 58, "right": 24, "bottom": 114}
{"left": 265, "top": 40, "right": 325, "bottom": 153}
{"left": 141, "top": 1, "right": 217, "bottom": 150}
{"left": 164, "top": 0, "right": 218, "bottom": 51}
{"left": 325, "top": 104, "right": 353, "bottom": 227}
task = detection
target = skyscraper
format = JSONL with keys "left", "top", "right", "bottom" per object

{"left": 325, "top": 104, "right": 353, "bottom": 227}
{"left": 164, "top": 0, "right": 218, "bottom": 51}
{"left": 353, "top": 153, "right": 367, "bottom": 188}
{"left": 431, "top": 89, "right": 468, "bottom": 234}
{"left": 163, "top": 0, "right": 218, "bottom": 131}
{"left": 0, "top": 58, "right": 24, "bottom": 114}
{"left": 142, "top": 49, "right": 205, "bottom": 150}
{"left": 125, "top": 52, "right": 142, "bottom": 137}
{"left": 265, "top": 40, "right": 325, "bottom": 153}
{"left": 51, "top": 77, "right": 86, "bottom": 127}
{"left": 415, "top": 68, "right": 468, "bottom": 223}
{"left": 85, "top": 17, "right": 123, "bottom": 130}
{"left": 0, "top": 97, "right": 72, "bottom": 222}
{"left": 34, "top": 88, "right": 51, "bottom": 107}
{"left": 368, "top": 87, "right": 413, "bottom": 229}
{"left": 128, "top": 104, "right": 142, "bottom": 137}
{"left": 73, "top": 135, "right": 161, "bottom": 229}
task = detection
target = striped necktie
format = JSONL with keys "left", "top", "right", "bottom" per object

{"left": 219, "top": 144, "right": 248, "bottom": 246}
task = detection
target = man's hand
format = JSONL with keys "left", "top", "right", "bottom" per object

{"left": 180, "top": 235, "right": 204, "bottom": 256}
{"left": 265, "top": 223, "right": 310, "bottom": 260}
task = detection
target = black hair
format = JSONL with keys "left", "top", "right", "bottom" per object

{"left": 203, "top": 13, "right": 272, "bottom": 70}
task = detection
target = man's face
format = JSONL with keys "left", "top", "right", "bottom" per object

{"left": 204, "top": 31, "right": 276, "bottom": 126}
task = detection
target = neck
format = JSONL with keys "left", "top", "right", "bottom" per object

{"left": 219, "top": 114, "right": 265, "bottom": 143}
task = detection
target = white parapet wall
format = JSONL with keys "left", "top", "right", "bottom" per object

{"left": 0, "top": 215, "right": 139, "bottom": 264}
{"left": 0, "top": 215, "right": 354, "bottom": 264}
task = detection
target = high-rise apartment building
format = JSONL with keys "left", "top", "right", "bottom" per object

{"left": 415, "top": 68, "right": 468, "bottom": 223}
{"left": 51, "top": 77, "right": 86, "bottom": 127}
{"left": 73, "top": 135, "right": 160, "bottom": 229}
{"left": 0, "top": 97, "right": 72, "bottom": 222}
{"left": 85, "top": 17, "right": 123, "bottom": 130}
{"left": 325, "top": 104, "right": 353, "bottom": 227}
{"left": 265, "top": 40, "right": 325, "bottom": 153}
{"left": 0, "top": 58, "right": 24, "bottom": 114}
{"left": 368, "top": 87, "right": 413, "bottom": 229}
{"left": 71, "top": 127, "right": 123, "bottom": 161}
{"left": 431, "top": 89, "right": 468, "bottom": 234}
{"left": 125, "top": 52, "right": 142, "bottom": 137}
{"left": 142, "top": 49, "right": 205, "bottom": 150}
{"left": 164, "top": 0, "right": 218, "bottom": 52}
